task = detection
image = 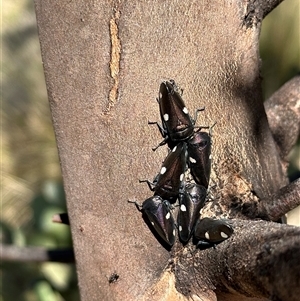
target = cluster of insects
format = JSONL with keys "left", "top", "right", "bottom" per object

{"left": 129, "top": 80, "right": 233, "bottom": 250}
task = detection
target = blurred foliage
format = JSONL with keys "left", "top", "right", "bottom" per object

{"left": 2, "top": 1, "right": 79, "bottom": 300}
{"left": 1, "top": 0, "right": 299, "bottom": 300}
{"left": 260, "top": 0, "right": 300, "bottom": 99}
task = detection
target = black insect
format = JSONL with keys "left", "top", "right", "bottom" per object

{"left": 193, "top": 217, "right": 233, "bottom": 250}
{"left": 140, "top": 142, "right": 187, "bottom": 201}
{"left": 187, "top": 130, "right": 212, "bottom": 188}
{"left": 108, "top": 272, "right": 119, "bottom": 284}
{"left": 150, "top": 80, "right": 205, "bottom": 150}
{"left": 177, "top": 183, "right": 207, "bottom": 243}
{"left": 128, "top": 196, "right": 176, "bottom": 246}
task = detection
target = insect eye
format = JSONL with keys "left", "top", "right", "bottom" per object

{"left": 198, "top": 140, "right": 208, "bottom": 148}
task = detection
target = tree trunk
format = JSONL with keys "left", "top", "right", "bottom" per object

{"left": 33, "top": 0, "right": 300, "bottom": 300}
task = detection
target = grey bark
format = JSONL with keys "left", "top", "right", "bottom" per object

{"left": 34, "top": 0, "right": 299, "bottom": 300}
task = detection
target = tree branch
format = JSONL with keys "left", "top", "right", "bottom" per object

{"left": 33, "top": 0, "right": 293, "bottom": 300}
{"left": 264, "top": 75, "right": 300, "bottom": 161}
{"left": 1, "top": 244, "right": 75, "bottom": 263}
{"left": 258, "top": 178, "right": 300, "bottom": 221}
{"left": 232, "top": 178, "right": 300, "bottom": 221}
{"left": 242, "top": 0, "right": 284, "bottom": 28}
{"left": 176, "top": 220, "right": 300, "bottom": 301}
{"left": 259, "top": 0, "right": 284, "bottom": 19}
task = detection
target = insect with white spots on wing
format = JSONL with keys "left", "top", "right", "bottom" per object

{"left": 128, "top": 196, "right": 176, "bottom": 246}
{"left": 193, "top": 217, "right": 233, "bottom": 250}
{"left": 187, "top": 130, "right": 212, "bottom": 188}
{"left": 150, "top": 80, "right": 205, "bottom": 151}
{"left": 140, "top": 142, "right": 187, "bottom": 202}
{"left": 177, "top": 183, "right": 207, "bottom": 243}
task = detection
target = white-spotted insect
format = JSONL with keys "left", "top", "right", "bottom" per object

{"left": 193, "top": 217, "right": 233, "bottom": 250}
{"left": 128, "top": 196, "right": 176, "bottom": 246}
{"left": 177, "top": 183, "right": 207, "bottom": 243}
{"left": 150, "top": 80, "right": 205, "bottom": 151}
{"left": 187, "top": 130, "right": 212, "bottom": 188}
{"left": 140, "top": 142, "right": 187, "bottom": 201}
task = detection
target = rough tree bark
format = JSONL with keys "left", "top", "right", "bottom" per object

{"left": 34, "top": 1, "right": 300, "bottom": 301}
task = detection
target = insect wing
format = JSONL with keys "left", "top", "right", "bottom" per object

{"left": 154, "top": 142, "right": 187, "bottom": 200}
{"left": 142, "top": 196, "right": 176, "bottom": 246}
{"left": 178, "top": 183, "right": 207, "bottom": 242}
{"left": 158, "top": 80, "right": 194, "bottom": 141}
{"left": 187, "top": 131, "right": 211, "bottom": 188}
{"left": 194, "top": 217, "right": 233, "bottom": 248}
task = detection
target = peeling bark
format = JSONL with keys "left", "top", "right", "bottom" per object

{"left": 107, "top": 9, "right": 121, "bottom": 114}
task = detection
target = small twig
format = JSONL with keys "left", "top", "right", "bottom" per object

{"left": 259, "top": 178, "right": 300, "bottom": 221}
{"left": 1, "top": 243, "right": 75, "bottom": 263}
{"left": 52, "top": 213, "right": 70, "bottom": 225}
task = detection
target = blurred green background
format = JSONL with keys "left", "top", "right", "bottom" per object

{"left": 1, "top": 0, "right": 299, "bottom": 300}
